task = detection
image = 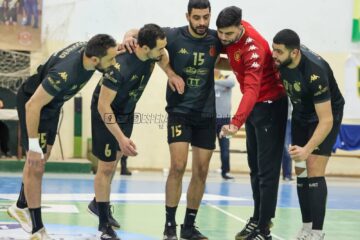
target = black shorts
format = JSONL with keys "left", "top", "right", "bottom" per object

{"left": 91, "top": 110, "right": 134, "bottom": 162}
{"left": 291, "top": 116, "right": 343, "bottom": 156}
{"left": 17, "top": 89, "right": 60, "bottom": 153}
{"left": 167, "top": 113, "right": 216, "bottom": 150}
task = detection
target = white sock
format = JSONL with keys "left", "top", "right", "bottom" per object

{"left": 311, "top": 229, "right": 323, "bottom": 236}
{"left": 303, "top": 222, "right": 312, "bottom": 231}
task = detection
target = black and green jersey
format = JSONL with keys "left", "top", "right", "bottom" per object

{"left": 163, "top": 26, "right": 222, "bottom": 117}
{"left": 279, "top": 45, "right": 344, "bottom": 122}
{"left": 91, "top": 52, "right": 156, "bottom": 115}
{"left": 20, "top": 42, "right": 95, "bottom": 118}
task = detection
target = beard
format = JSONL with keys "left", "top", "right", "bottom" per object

{"left": 275, "top": 56, "right": 292, "bottom": 68}
{"left": 189, "top": 21, "right": 208, "bottom": 36}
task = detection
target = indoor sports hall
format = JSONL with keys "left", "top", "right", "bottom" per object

{"left": 0, "top": 0, "right": 359, "bottom": 240}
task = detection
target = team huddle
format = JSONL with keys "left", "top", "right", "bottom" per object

{"left": 6, "top": 0, "right": 344, "bottom": 240}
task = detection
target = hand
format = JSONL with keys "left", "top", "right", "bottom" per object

{"left": 288, "top": 145, "right": 311, "bottom": 161}
{"left": 219, "top": 124, "right": 239, "bottom": 138}
{"left": 168, "top": 73, "right": 185, "bottom": 94}
{"left": 122, "top": 36, "right": 137, "bottom": 54}
{"left": 116, "top": 43, "right": 127, "bottom": 54}
{"left": 26, "top": 150, "right": 45, "bottom": 168}
{"left": 119, "top": 137, "right": 138, "bottom": 156}
{"left": 0, "top": 100, "right": 3, "bottom": 109}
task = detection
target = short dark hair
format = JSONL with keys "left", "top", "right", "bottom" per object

{"left": 188, "top": 0, "right": 211, "bottom": 14}
{"left": 85, "top": 34, "right": 117, "bottom": 58}
{"left": 216, "top": 6, "right": 242, "bottom": 28}
{"left": 137, "top": 24, "right": 166, "bottom": 49}
{"left": 273, "top": 29, "right": 301, "bottom": 50}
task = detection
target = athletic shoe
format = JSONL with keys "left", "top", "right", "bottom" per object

{"left": 180, "top": 224, "right": 208, "bottom": 240}
{"left": 88, "top": 198, "right": 120, "bottom": 229}
{"left": 163, "top": 224, "right": 178, "bottom": 240}
{"left": 7, "top": 202, "right": 32, "bottom": 233}
{"left": 30, "top": 228, "right": 51, "bottom": 240}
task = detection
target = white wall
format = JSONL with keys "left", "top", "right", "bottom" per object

{"left": 33, "top": 0, "right": 358, "bottom": 170}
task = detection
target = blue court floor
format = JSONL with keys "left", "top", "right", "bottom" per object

{"left": 0, "top": 171, "right": 359, "bottom": 240}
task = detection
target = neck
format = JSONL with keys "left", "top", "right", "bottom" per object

{"left": 134, "top": 47, "right": 148, "bottom": 61}
{"left": 82, "top": 54, "right": 95, "bottom": 71}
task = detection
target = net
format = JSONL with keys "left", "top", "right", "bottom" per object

{"left": 0, "top": 49, "right": 30, "bottom": 93}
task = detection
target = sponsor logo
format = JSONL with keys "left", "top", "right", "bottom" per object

{"left": 209, "top": 45, "right": 217, "bottom": 57}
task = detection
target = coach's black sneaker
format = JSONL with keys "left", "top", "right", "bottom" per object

{"left": 246, "top": 229, "right": 272, "bottom": 240}
{"left": 235, "top": 218, "right": 258, "bottom": 240}
{"left": 180, "top": 224, "right": 208, "bottom": 240}
{"left": 99, "top": 224, "right": 120, "bottom": 240}
{"left": 88, "top": 198, "right": 121, "bottom": 229}
{"left": 163, "top": 224, "right": 178, "bottom": 240}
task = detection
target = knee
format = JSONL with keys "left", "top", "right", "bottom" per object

{"left": 26, "top": 164, "right": 45, "bottom": 177}
{"left": 193, "top": 165, "right": 209, "bottom": 183}
{"left": 97, "top": 165, "right": 116, "bottom": 177}
{"left": 169, "top": 162, "right": 186, "bottom": 178}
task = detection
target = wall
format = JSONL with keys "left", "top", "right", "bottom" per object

{"left": 30, "top": 0, "right": 358, "bottom": 171}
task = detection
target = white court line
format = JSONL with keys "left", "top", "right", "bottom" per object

{"left": 206, "top": 203, "right": 286, "bottom": 240}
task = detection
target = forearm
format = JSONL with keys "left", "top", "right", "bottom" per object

{"left": 98, "top": 104, "right": 125, "bottom": 143}
{"left": 25, "top": 99, "right": 42, "bottom": 138}
{"left": 305, "top": 119, "right": 333, "bottom": 153}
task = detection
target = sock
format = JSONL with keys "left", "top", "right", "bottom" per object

{"left": 183, "top": 208, "right": 198, "bottom": 227}
{"left": 16, "top": 183, "right": 28, "bottom": 209}
{"left": 97, "top": 202, "right": 110, "bottom": 228}
{"left": 297, "top": 177, "right": 312, "bottom": 223}
{"left": 29, "top": 207, "right": 44, "bottom": 234}
{"left": 303, "top": 222, "right": 312, "bottom": 231}
{"left": 308, "top": 177, "right": 327, "bottom": 230}
{"left": 165, "top": 205, "right": 177, "bottom": 226}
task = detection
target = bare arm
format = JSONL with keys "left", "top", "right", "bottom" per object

{"left": 98, "top": 85, "right": 137, "bottom": 156}
{"left": 25, "top": 85, "right": 54, "bottom": 138}
{"left": 304, "top": 100, "right": 333, "bottom": 153}
{"left": 156, "top": 49, "right": 185, "bottom": 94}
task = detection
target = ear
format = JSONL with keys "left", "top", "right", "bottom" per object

{"left": 291, "top": 48, "right": 299, "bottom": 58}
{"left": 90, "top": 56, "right": 100, "bottom": 65}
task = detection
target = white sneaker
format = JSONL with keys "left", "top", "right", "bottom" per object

{"left": 30, "top": 228, "right": 52, "bottom": 240}
{"left": 7, "top": 202, "right": 32, "bottom": 233}
{"left": 309, "top": 231, "right": 325, "bottom": 240}
{"left": 296, "top": 227, "right": 312, "bottom": 240}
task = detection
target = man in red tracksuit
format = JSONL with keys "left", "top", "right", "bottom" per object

{"left": 216, "top": 6, "right": 288, "bottom": 240}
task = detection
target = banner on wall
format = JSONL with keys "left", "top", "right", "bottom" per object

{"left": 0, "top": 0, "right": 42, "bottom": 51}
{"left": 353, "top": 0, "right": 360, "bottom": 42}
{"left": 343, "top": 54, "right": 360, "bottom": 119}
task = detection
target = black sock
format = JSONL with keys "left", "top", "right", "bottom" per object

{"left": 297, "top": 177, "right": 312, "bottom": 223}
{"left": 183, "top": 208, "right": 198, "bottom": 227}
{"left": 309, "top": 177, "right": 327, "bottom": 230}
{"left": 16, "top": 183, "right": 28, "bottom": 209}
{"left": 165, "top": 205, "right": 177, "bottom": 226}
{"left": 29, "top": 207, "right": 44, "bottom": 233}
{"left": 97, "top": 202, "right": 110, "bottom": 228}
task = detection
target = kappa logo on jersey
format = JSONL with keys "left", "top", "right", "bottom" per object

{"left": 250, "top": 62, "right": 260, "bottom": 69}
{"left": 114, "top": 63, "right": 121, "bottom": 71}
{"left": 234, "top": 50, "right": 241, "bottom": 62}
{"left": 248, "top": 45, "right": 258, "bottom": 51}
{"left": 250, "top": 53, "right": 260, "bottom": 60}
{"left": 59, "top": 72, "right": 68, "bottom": 81}
{"left": 178, "top": 48, "right": 189, "bottom": 54}
{"left": 310, "top": 74, "right": 320, "bottom": 82}
{"left": 245, "top": 37, "right": 254, "bottom": 45}
{"left": 131, "top": 75, "right": 139, "bottom": 81}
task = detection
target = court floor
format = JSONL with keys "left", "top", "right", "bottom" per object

{"left": 0, "top": 171, "right": 359, "bottom": 240}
